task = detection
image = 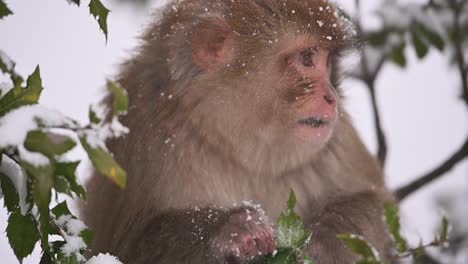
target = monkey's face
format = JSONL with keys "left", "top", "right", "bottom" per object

{"left": 275, "top": 43, "right": 339, "bottom": 146}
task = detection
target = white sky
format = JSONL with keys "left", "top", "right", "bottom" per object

{"left": 0, "top": 0, "right": 467, "bottom": 263}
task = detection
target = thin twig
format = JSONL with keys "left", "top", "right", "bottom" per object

{"left": 396, "top": 136, "right": 468, "bottom": 201}
{"left": 367, "top": 83, "right": 387, "bottom": 166}
{"left": 354, "top": 0, "right": 389, "bottom": 167}
{"left": 450, "top": 0, "right": 468, "bottom": 106}
{"left": 389, "top": 239, "right": 449, "bottom": 261}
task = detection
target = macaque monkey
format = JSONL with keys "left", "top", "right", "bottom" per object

{"left": 84, "top": 0, "right": 393, "bottom": 263}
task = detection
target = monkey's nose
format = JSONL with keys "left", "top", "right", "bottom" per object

{"left": 323, "top": 95, "right": 336, "bottom": 105}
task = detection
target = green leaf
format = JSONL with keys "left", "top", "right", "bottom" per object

{"left": 384, "top": 204, "right": 407, "bottom": 253}
{"left": 390, "top": 45, "right": 407, "bottom": 68}
{"left": 0, "top": 172, "right": 20, "bottom": 212}
{"left": 367, "top": 30, "right": 390, "bottom": 47}
{"left": 440, "top": 216, "right": 449, "bottom": 241}
{"left": 276, "top": 191, "right": 311, "bottom": 249}
{"left": 39, "top": 252, "right": 54, "bottom": 264}
{"left": 25, "top": 131, "right": 76, "bottom": 158}
{"left": 21, "top": 162, "right": 54, "bottom": 250}
{"left": 415, "top": 23, "right": 445, "bottom": 51}
{"left": 80, "top": 228, "right": 93, "bottom": 247}
{"left": 54, "top": 175, "right": 72, "bottom": 195}
{"left": 266, "top": 249, "right": 296, "bottom": 264}
{"left": 89, "top": 105, "right": 102, "bottom": 124}
{"left": 55, "top": 161, "right": 86, "bottom": 199}
{"left": 89, "top": 0, "right": 110, "bottom": 41}
{"left": 337, "top": 234, "right": 379, "bottom": 262}
{"left": 107, "top": 81, "right": 128, "bottom": 116}
{"left": 7, "top": 210, "right": 40, "bottom": 261}
{"left": 0, "top": 0, "right": 13, "bottom": 19}
{"left": 51, "top": 201, "right": 72, "bottom": 218}
{"left": 0, "top": 66, "right": 43, "bottom": 117}
{"left": 303, "top": 254, "right": 316, "bottom": 264}
{"left": 69, "top": 0, "right": 80, "bottom": 6}
{"left": 80, "top": 135, "right": 127, "bottom": 188}
{"left": 411, "top": 30, "right": 429, "bottom": 59}
{"left": 57, "top": 252, "right": 80, "bottom": 264}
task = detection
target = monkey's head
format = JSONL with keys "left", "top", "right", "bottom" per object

{"left": 146, "top": 0, "right": 354, "bottom": 167}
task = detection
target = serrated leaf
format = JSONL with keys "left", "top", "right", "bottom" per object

{"left": 0, "top": 172, "right": 20, "bottom": 211}
{"left": 21, "top": 162, "right": 54, "bottom": 250}
{"left": 337, "top": 234, "right": 379, "bottom": 261}
{"left": 25, "top": 131, "right": 76, "bottom": 158}
{"left": 276, "top": 191, "right": 311, "bottom": 249}
{"left": 89, "top": 106, "right": 102, "bottom": 124}
{"left": 7, "top": 210, "right": 40, "bottom": 261}
{"left": 0, "top": 66, "right": 43, "bottom": 117}
{"left": 0, "top": 0, "right": 13, "bottom": 19}
{"left": 384, "top": 204, "right": 407, "bottom": 253}
{"left": 391, "top": 45, "right": 407, "bottom": 67}
{"left": 107, "top": 81, "right": 128, "bottom": 116}
{"left": 89, "top": 0, "right": 110, "bottom": 41}
{"left": 80, "top": 136, "right": 127, "bottom": 188}
{"left": 411, "top": 30, "right": 429, "bottom": 59}
{"left": 55, "top": 161, "right": 86, "bottom": 199}
{"left": 51, "top": 201, "right": 72, "bottom": 218}
{"left": 440, "top": 216, "right": 449, "bottom": 241}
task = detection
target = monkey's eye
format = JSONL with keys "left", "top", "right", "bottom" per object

{"left": 299, "top": 48, "right": 318, "bottom": 67}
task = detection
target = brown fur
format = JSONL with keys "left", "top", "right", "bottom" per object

{"left": 83, "top": 0, "right": 393, "bottom": 263}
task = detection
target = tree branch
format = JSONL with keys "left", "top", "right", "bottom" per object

{"left": 450, "top": 0, "right": 468, "bottom": 106}
{"left": 367, "top": 81, "right": 388, "bottom": 167}
{"left": 395, "top": 136, "right": 468, "bottom": 201}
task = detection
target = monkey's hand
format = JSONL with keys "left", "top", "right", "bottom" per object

{"left": 210, "top": 208, "right": 276, "bottom": 263}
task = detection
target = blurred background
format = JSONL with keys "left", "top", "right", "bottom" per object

{"left": 0, "top": 0, "right": 467, "bottom": 263}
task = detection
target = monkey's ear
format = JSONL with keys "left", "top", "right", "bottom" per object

{"left": 192, "top": 17, "right": 235, "bottom": 70}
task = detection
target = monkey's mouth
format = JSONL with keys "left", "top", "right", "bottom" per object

{"left": 298, "top": 117, "right": 329, "bottom": 128}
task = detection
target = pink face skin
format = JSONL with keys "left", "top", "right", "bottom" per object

{"left": 285, "top": 46, "right": 338, "bottom": 144}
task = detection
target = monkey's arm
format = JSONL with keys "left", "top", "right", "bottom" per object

{"left": 120, "top": 207, "right": 275, "bottom": 264}
{"left": 305, "top": 191, "right": 391, "bottom": 263}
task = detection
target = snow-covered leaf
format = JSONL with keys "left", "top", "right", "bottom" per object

{"left": 0, "top": 66, "right": 43, "bottom": 117}
{"left": 89, "top": 0, "right": 110, "bottom": 41}
{"left": 7, "top": 210, "right": 40, "bottom": 261}
{"left": 80, "top": 136, "right": 126, "bottom": 188}
{"left": 276, "top": 191, "right": 312, "bottom": 249}
{"left": 24, "top": 131, "right": 76, "bottom": 158}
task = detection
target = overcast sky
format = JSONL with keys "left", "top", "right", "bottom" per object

{"left": 0, "top": 0, "right": 467, "bottom": 263}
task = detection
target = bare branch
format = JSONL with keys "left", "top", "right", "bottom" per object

{"left": 396, "top": 137, "right": 468, "bottom": 201}
{"left": 450, "top": 0, "right": 468, "bottom": 106}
